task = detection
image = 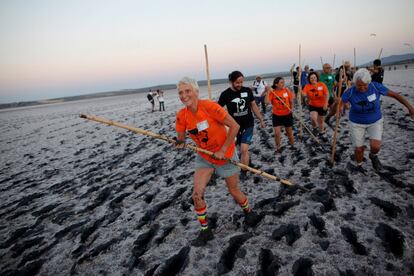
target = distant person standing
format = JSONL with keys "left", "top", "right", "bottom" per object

{"left": 290, "top": 65, "right": 300, "bottom": 96}
{"left": 369, "top": 59, "right": 384, "bottom": 84}
{"left": 147, "top": 90, "right": 156, "bottom": 112}
{"left": 301, "top": 65, "right": 310, "bottom": 89}
{"left": 251, "top": 75, "right": 268, "bottom": 114}
{"left": 218, "top": 71, "right": 265, "bottom": 180}
{"left": 157, "top": 89, "right": 165, "bottom": 111}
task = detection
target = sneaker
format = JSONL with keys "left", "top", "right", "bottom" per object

{"left": 244, "top": 211, "right": 262, "bottom": 227}
{"left": 369, "top": 153, "right": 383, "bottom": 171}
{"left": 191, "top": 228, "right": 214, "bottom": 247}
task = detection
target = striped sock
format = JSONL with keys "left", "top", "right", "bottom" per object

{"left": 195, "top": 206, "right": 208, "bottom": 231}
{"left": 240, "top": 198, "right": 251, "bottom": 214}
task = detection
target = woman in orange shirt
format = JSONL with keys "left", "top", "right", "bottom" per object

{"left": 175, "top": 77, "right": 261, "bottom": 246}
{"left": 266, "top": 77, "right": 295, "bottom": 152}
{"left": 302, "top": 72, "right": 329, "bottom": 136}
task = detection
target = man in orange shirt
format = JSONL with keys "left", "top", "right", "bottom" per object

{"left": 175, "top": 77, "right": 261, "bottom": 246}
{"left": 266, "top": 77, "right": 295, "bottom": 152}
{"left": 302, "top": 72, "right": 329, "bottom": 137}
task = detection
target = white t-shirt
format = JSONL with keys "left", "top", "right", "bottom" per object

{"left": 252, "top": 80, "right": 267, "bottom": 97}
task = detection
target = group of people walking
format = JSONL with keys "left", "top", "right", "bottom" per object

{"left": 173, "top": 59, "right": 413, "bottom": 246}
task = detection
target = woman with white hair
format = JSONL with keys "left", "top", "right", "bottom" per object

{"left": 175, "top": 77, "right": 261, "bottom": 246}
{"left": 341, "top": 68, "right": 414, "bottom": 173}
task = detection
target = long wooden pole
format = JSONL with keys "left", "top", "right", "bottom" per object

{"left": 204, "top": 44, "right": 212, "bottom": 100}
{"left": 378, "top": 48, "right": 383, "bottom": 59}
{"left": 270, "top": 91, "right": 320, "bottom": 144}
{"left": 297, "top": 44, "right": 304, "bottom": 139}
{"left": 332, "top": 54, "right": 336, "bottom": 69}
{"left": 320, "top": 56, "right": 324, "bottom": 68}
{"left": 353, "top": 48, "right": 356, "bottom": 68}
{"left": 330, "top": 61, "right": 346, "bottom": 164}
{"left": 80, "top": 114, "right": 294, "bottom": 186}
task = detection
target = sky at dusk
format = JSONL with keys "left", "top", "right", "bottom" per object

{"left": 0, "top": 0, "right": 413, "bottom": 103}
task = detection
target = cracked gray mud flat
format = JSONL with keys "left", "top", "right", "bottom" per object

{"left": 0, "top": 70, "right": 413, "bottom": 275}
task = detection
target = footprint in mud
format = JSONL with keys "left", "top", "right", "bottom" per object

{"left": 292, "top": 257, "right": 314, "bottom": 276}
{"left": 151, "top": 246, "right": 190, "bottom": 276}
{"left": 271, "top": 224, "right": 301, "bottom": 246}
{"left": 308, "top": 213, "right": 327, "bottom": 237}
{"left": 310, "top": 189, "right": 336, "bottom": 213}
{"left": 340, "top": 226, "right": 368, "bottom": 255}
{"left": 257, "top": 248, "right": 281, "bottom": 276}
{"left": 217, "top": 233, "right": 252, "bottom": 274}
{"left": 375, "top": 223, "right": 405, "bottom": 257}
{"left": 369, "top": 197, "right": 401, "bottom": 218}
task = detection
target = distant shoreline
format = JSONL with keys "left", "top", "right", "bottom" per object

{"left": 1, "top": 55, "right": 413, "bottom": 111}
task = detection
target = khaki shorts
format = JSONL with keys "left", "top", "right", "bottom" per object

{"left": 195, "top": 150, "right": 240, "bottom": 178}
{"left": 349, "top": 118, "right": 383, "bottom": 148}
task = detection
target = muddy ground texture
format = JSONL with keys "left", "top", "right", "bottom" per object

{"left": 0, "top": 70, "right": 413, "bottom": 275}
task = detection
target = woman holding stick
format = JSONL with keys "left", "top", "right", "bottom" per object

{"left": 342, "top": 68, "right": 414, "bottom": 173}
{"left": 175, "top": 77, "right": 261, "bottom": 246}
{"left": 302, "top": 72, "right": 329, "bottom": 138}
{"left": 266, "top": 77, "right": 295, "bottom": 153}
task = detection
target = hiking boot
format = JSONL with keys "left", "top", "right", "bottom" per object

{"left": 369, "top": 153, "right": 383, "bottom": 171}
{"left": 191, "top": 228, "right": 214, "bottom": 247}
{"left": 244, "top": 211, "right": 262, "bottom": 227}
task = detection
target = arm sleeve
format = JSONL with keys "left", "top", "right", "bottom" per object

{"left": 218, "top": 92, "right": 226, "bottom": 107}
{"left": 204, "top": 101, "right": 228, "bottom": 122}
{"left": 175, "top": 110, "right": 186, "bottom": 132}
{"left": 341, "top": 88, "right": 351, "bottom": 103}
{"left": 248, "top": 88, "right": 255, "bottom": 102}
{"left": 372, "top": 82, "right": 389, "bottom": 96}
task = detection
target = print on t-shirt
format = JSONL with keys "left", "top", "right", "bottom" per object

{"left": 231, "top": 97, "right": 248, "bottom": 116}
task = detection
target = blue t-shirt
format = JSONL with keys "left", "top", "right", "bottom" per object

{"left": 301, "top": 71, "right": 308, "bottom": 87}
{"left": 341, "top": 82, "right": 388, "bottom": 124}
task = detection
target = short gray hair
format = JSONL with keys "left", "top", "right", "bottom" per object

{"left": 353, "top": 68, "right": 372, "bottom": 84}
{"left": 177, "top": 77, "right": 199, "bottom": 92}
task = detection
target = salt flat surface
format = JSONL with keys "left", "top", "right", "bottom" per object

{"left": 0, "top": 69, "right": 413, "bottom": 275}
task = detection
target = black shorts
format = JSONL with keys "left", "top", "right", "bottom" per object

{"left": 309, "top": 105, "right": 327, "bottom": 116}
{"left": 328, "top": 97, "right": 335, "bottom": 106}
{"left": 272, "top": 114, "right": 293, "bottom": 127}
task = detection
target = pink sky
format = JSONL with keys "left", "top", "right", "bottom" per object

{"left": 0, "top": 0, "right": 413, "bottom": 103}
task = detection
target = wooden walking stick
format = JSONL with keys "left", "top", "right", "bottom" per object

{"left": 270, "top": 91, "right": 320, "bottom": 145}
{"left": 80, "top": 114, "right": 294, "bottom": 187}
{"left": 378, "top": 48, "right": 383, "bottom": 59}
{"left": 204, "top": 44, "right": 212, "bottom": 100}
{"left": 353, "top": 48, "right": 357, "bottom": 69}
{"left": 297, "top": 44, "right": 304, "bottom": 139}
{"left": 330, "top": 61, "right": 347, "bottom": 164}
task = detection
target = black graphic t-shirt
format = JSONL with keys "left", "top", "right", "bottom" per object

{"left": 371, "top": 68, "right": 384, "bottom": 84}
{"left": 218, "top": 86, "right": 255, "bottom": 129}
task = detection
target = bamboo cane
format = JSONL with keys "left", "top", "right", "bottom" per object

{"left": 204, "top": 44, "right": 212, "bottom": 100}
{"left": 270, "top": 91, "right": 321, "bottom": 145}
{"left": 353, "top": 48, "right": 356, "bottom": 68}
{"left": 330, "top": 61, "right": 346, "bottom": 164}
{"left": 80, "top": 114, "right": 294, "bottom": 186}
{"left": 297, "top": 44, "right": 304, "bottom": 139}
{"left": 378, "top": 48, "right": 383, "bottom": 59}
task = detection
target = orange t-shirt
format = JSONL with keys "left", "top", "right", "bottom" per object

{"left": 268, "top": 88, "right": 294, "bottom": 116}
{"left": 175, "top": 99, "right": 235, "bottom": 165}
{"left": 303, "top": 82, "right": 329, "bottom": 108}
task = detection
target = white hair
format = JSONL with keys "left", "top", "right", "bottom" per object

{"left": 177, "top": 77, "right": 199, "bottom": 92}
{"left": 353, "top": 68, "right": 372, "bottom": 84}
